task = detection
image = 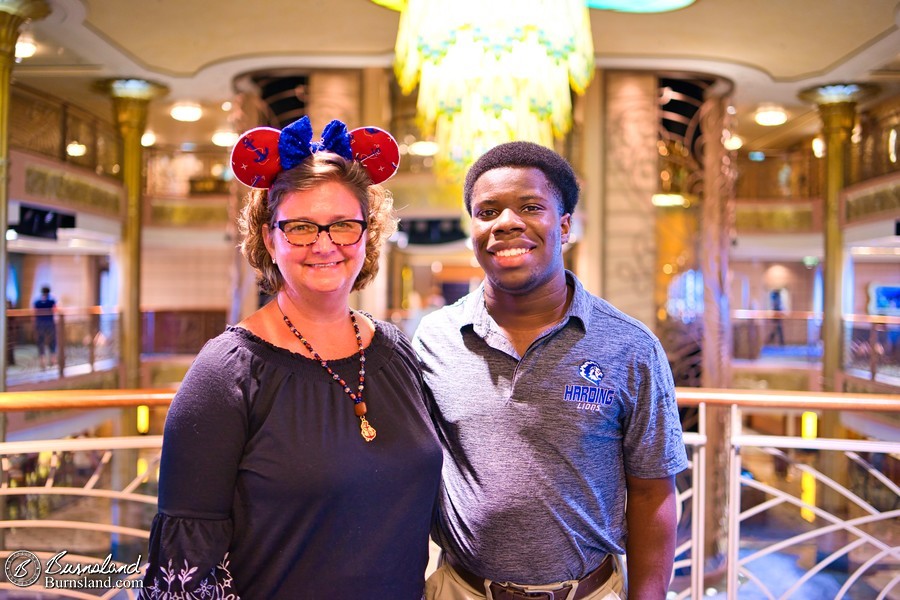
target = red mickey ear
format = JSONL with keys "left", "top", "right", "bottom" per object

{"left": 231, "top": 127, "right": 282, "bottom": 189}
{"left": 348, "top": 126, "right": 400, "bottom": 184}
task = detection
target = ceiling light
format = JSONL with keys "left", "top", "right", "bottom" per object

{"left": 66, "top": 141, "right": 86, "bottom": 157}
{"left": 586, "top": 0, "right": 695, "bottom": 12}
{"left": 754, "top": 104, "right": 787, "bottom": 126}
{"left": 408, "top": 141, "right": 439, "bottom": 156}
{"left": 14, "top": 32, "right": 36, "bottom": 59}
{"left": 211, "top": 130, "right": 239, "bottom": 148}
{"left": 651, "top": 193, "right": 689, "bottom": 207}
{"left": 723, "top": 134, "right": 743, "bottom": 151}
{"left": 141, "top": 131, "right": 157, "bottom": 147}
{"left": 170, "top": 102, "right": 203, "bottom": 122}
{"left": 221, "top": 101, "right": 232, "bottom": 111}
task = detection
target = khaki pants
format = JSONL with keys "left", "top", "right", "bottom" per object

{"left": 425, "top": 555, "right": 626, "bottom": 600}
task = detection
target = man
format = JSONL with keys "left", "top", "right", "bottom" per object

{"left": 413, "top": 142, "right": 688, "bottom": 600}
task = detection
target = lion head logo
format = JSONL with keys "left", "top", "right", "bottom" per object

{"left": 579, "top": 361, "right": 604, "bottom": 386}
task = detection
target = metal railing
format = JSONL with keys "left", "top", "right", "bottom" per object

{"left": 732, "top": 310, "right": 900, "bottom": 387}
{"left": 0, "top": 389, "right": 896, "bottom": 598}
{"left": 5, "top": 307, "right": 227, "bottom": 388}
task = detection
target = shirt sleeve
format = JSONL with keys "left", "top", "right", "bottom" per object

{"left": 142, "top": 339, "right": 251, "bottom": 599}
{"left": 622, "top": 338, "right": 688, "bottom": 478}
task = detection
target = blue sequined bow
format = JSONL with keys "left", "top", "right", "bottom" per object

{"left": 278, "top": 116, "right": 353, "bottom": 170}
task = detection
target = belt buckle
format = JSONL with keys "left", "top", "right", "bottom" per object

{"left": 496, "top": 582, "right": 572, "bottom": 600}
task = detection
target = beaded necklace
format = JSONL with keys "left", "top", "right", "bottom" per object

{"left": 278, "top": 302, "right": 376, "bottom": 442}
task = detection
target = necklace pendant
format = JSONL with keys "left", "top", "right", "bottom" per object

{"left": 360, "top": 416, "right": 377, "bottom": 442}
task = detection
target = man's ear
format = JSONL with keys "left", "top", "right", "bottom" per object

{"left": 560, "top": 213, "right": 571, "bottom": 244}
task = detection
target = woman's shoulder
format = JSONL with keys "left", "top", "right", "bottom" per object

{"left": 365, "top": 316, "right": 406, "bottom": 348}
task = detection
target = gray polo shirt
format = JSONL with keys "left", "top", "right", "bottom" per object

{"left": 412, "top": 272, "right": 688, "bottom": 584}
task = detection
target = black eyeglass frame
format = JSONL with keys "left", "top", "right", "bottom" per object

{"left": 274, "top": 218, "right": 368, "bottom": 247}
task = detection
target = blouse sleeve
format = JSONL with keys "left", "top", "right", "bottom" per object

{"left": 142, "top": 338, "right": 251, "bottom": 599}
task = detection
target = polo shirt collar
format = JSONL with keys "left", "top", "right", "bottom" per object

{"left": 460, "top": 270, "right": 593, "bottom": 336}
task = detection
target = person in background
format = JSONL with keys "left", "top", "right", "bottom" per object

{"left": 414, "top": 142, "right": 689, "bottom": 599}
{"left": 142, "top": 116, "right": 442, "bottom": 600}
{"left": 766, "top": 288, "right": 785, "bottom": 346}
{"left": 33, "top": 285, "right": 56, "bottom": 369}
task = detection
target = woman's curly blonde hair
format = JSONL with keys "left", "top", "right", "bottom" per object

{"left": 238, "top": 152, "right": 397, "bottom": 295}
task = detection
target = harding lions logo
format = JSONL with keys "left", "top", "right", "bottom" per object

{"left": 564, "top": 361, "right": 615, "bottom": 410}
{"left": 579, "top": 361, "right": 604, "bottom": 385}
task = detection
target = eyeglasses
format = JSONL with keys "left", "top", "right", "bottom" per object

{"left": 275, "top": 219, "right": 368, "bottom": 247}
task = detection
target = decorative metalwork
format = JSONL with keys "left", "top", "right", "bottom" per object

{"left": 728, "top": 409, "right": 900, "bottom": 599}
{"left": 24, "top": 166, "right": 123, "bottom": 217}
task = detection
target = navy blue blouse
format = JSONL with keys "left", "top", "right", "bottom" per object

{"left": 143, "top": 322, "right": 442, "bottom": 599}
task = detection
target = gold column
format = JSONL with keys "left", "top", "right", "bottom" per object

{"left": 798, "top": 84, "right": 878, "bottom": 538}
{"left": 95, "top": 79, "right": 167, "bottom": 389}
{"left": 0, "top": 1, "right": 50, "bottom": 396}
{"left": 798, "top": 84, "right": 878, "bottom": 392}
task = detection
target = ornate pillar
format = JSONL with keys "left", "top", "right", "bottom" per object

{"left": 798, "top": 83, "right": 878, "bottom": 552}
{"left": 602, "top": 72, "right": 658, "bottom": 325}
{"left": 798, "top": 83, "right": 878, "bottom": 393}
{"left": 0, "top": 0, "right": 50, "bottom": 396}
{"left": 699, "top": 93, "right": 737, "bottom": 578}
{"left": 95, "top": 79, "right": 167, "bottom": 389}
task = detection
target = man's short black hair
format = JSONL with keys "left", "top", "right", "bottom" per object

{"left": 463, "top": 141, "right": 579, "bottom": 215}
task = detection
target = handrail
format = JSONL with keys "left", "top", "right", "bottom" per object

{"left": 732, "top": 309, "right": 900, "bottom": 325}
{"left": 0, "top": 387, "right": 895, "bottom": 413}
{"left": 676, "top": 388, "right": 900, "bottom": 411}
{"left": 0, "top": 389, "right": 175, "bottom": 411}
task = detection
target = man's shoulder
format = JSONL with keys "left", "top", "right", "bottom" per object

{"left": 579, "top": 290, "right": 660, "bottom": 348}
{"left": 413, "top": 293, "right": 473, "bottom": 348}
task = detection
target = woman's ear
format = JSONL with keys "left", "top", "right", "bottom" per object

{"left": 262, "top": 223, "right": 276, "bottom": 262}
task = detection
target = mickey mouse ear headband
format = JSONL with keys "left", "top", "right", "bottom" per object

{"left": 230, "top": 115, "right": 400, "bottom": 189}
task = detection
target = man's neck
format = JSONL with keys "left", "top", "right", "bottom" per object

{"left": 483, "top": 271, "right": 571, "bottom": 332}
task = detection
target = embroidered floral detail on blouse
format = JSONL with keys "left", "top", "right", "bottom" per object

{"left": 142, "top": 554, "right": 238, "bottom": 599}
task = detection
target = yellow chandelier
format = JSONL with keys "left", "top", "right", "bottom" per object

{"left": 372, "top": 0, "right": 594, "bottom": 179}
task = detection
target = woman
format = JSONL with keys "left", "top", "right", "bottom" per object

{"left": 142, "top": 117, "right": 442, "bottom": 599}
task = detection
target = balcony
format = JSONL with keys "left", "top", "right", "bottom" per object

{"left": 731, "top": 310, "right": 900, "bottom": 391}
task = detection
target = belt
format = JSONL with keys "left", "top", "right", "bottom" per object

{"left": 446, "top": 555, "right": 614, "bottom": 600}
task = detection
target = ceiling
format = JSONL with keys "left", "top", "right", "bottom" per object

{"left": 9, "top": 0, "right": 900, "bottom": 153}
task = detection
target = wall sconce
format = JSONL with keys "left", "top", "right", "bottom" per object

{"left": 754, "top": 104, "right": 787, "bottom": 126}
{"left": 137, "top": 405, "right": 150, "bottom": 434}
{"left": 723, "top": 133, "right": 743, "bottom": 151}
{"left": 15, "top": 31, "right": 36, "bottom": 60}
{"left": 811, "top": 137, "right": 825, "bottom": 158}
{"left": 141, "top": 131, "right": 157, "bottom": 147}
{"left": 65, "top": 141, "right": 87, "bottom": 157}
{"left": 651, "top": 193, "right": 692, "bottom": 207}
{"left": 170, "top": 102, "right": 203, "bottom": 122}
